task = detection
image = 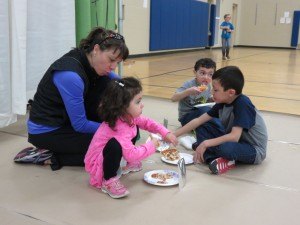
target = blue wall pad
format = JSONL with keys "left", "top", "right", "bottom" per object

{"left": 150, "top": 0, "right": 209, "bottom": 51}
{"left": 291, "top": 11, "right": 300, "bottom": 47}
{"left": 208, "top": 4, "right": 216, "bottom": 47}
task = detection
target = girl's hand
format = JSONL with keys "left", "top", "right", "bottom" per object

{"left": 150, "top": 136, "right": 160, "bottom": 148}
{"left": 164, "top": 132, "right": 178, "bottom": 146}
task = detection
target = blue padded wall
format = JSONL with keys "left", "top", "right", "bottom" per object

{"left": 209, "top": 4, "right": 216, "bottom": 46}
{"left": 150, "top": 0, "right": 209, "bottom": 51}
{"left": 291, "top": 11, "right": 300, "bottom": 47}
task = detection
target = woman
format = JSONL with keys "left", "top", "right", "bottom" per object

{"left": 14, "top": 27, "right": 129, "bottom": 170}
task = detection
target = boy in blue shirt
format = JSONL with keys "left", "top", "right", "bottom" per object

{"left": 175, "top": 66, "right": 268, "bottom": 175}
{"left": 220, "top": 14, "right": 234, "bottom": 60}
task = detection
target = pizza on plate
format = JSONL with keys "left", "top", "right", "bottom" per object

{"left": 161, "top": 148, "right": 180, "bottom": 161}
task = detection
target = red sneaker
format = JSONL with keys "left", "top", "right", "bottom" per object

{"left": 209, "top": 157, "right": 235, "bottom": 175}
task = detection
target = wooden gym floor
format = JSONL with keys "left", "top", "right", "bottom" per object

{"left": 123, "top": 47, "right": 300, "bottom": 116}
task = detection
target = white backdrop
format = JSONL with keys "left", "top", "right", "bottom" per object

{"left": 0, "top": 0, "right": 75, "bottom": 127}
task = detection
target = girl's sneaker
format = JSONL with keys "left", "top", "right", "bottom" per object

{"left": 121, "top": 161, "right": 142, "bottom": 175}
{"left": 101, "top": 177, "right": 129, "bottom": 199}
{"left": 208, "top": 157, "right": 235, "bottom": 175}
{"left": 14, "top": 147, "right": 51, "bottom": 164}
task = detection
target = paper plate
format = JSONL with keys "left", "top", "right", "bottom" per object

{"left": 143, "top": 170, "right": 179, "bottom": 186}
{"left": 161, "top": 153, "right": 194, "bottom": 165}
{"left": 147, "top": 133, "right": 170, "bottom": 152}
{"left": 194, "top": 102, "right": 215, "bottom": 108}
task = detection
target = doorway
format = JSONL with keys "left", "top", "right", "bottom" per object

{"left": 231, "top": 3, "right": 238, "bottom": 47}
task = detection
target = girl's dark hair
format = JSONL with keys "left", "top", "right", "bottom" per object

{"left": 212, "top": 66, "right": 244, "bottom": 95}
{"left": 99, "top": 77, "right": 142, "bottom": 128}
{"left": 194, "top": 58, "right": 216, "bottom": 71}
{"left": 79, "top": 27, "right": 129, "bottom": 60}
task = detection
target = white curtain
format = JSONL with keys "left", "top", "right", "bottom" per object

{"left": 0, "top": 0, "right": 75, "bottom": 127}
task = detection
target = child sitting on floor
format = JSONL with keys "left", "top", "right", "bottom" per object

{"left": 171, "top": 58, "right": 223, "bottom": 150}
{"left": 174, "top": 66, "right": 268, "bottom": 174}
{"left": 84, "top": 77, "right": 177, "bottom": 198}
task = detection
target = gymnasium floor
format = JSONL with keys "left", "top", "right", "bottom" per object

{"left": 1, "top": 47, "right": 300, "bottom": 225}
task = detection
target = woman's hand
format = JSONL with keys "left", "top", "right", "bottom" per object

{"left": 164, "top": 132, "right": 178, "bottom": 146}
{"left": 193, "top": 141, "right": 209, "bottom": 163}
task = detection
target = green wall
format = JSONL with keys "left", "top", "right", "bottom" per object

{"left": 75, "top": 0, "right": 116, "bottom": 46}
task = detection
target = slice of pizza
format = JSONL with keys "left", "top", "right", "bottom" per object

{"left": 161, "top": 148, "right": 180, "bottom": 161}
{"left": 198, "top": 84, "right": 208, "bottom": 92}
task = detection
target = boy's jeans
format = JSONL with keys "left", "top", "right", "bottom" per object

{"left": 222, "top": 38, "right": 231, "bottom": 57}
{"left": 196, "top": 124, "right": 256, "bottom": 164}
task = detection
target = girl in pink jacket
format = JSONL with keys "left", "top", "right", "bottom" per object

{"left": 84, "top": 77, "right": 177, "bottom": 199}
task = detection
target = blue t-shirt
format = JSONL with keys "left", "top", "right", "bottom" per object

{"left": 220, "top": 21, "right": 234, "bottom": 39}
{"left": 207, "top": 94, "right": 268, "bottom": 164}
{"left": 28, "top": 71, "right": 119, "bottom": 134}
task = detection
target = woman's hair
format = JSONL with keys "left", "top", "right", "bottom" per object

{"left": 99, "top": 77, "right": 142, "bottom": 128}
{"left": 79, "top": 27, "right": 129, "bottom": 60}
{"left": 212, "top": 66, "right": 244, "bottom": 95}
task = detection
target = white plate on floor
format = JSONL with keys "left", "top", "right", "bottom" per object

{"left": 161, "top": 153, "right": 194, "bottom": 165}
{"left": 147, "top": 133, "right": 170, "bottom": 152}
{"left": 143, "top": 169, "right": 179, "bottom": 186}
{"left": 194, "top": 102, "right": 215, "bottom": 108}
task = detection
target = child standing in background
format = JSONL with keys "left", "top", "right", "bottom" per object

{"left": 171, "top": 58, "right": 223, "bottom": 150}
{"left": 175, "top": 66, "right": 268, "bottom": 175}
{"left": 85, "top": 77, "right": 177, "bottom": 199}
{"left": 220, "top": 14, "right": 234, "bottom": 60}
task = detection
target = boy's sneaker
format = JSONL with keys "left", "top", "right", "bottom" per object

{"left": 226, "top": 56, "right": 230, "bottom": 59}
{"left": 14, "top": 147, "right": 51, "bottom": 164}
{"left": 192, "top": 142, "right": 199, "bottom": 151}
{"left": 208, "top": 157, "right": 235, "bottom": 175}
{"left": 122, "top": 162, "right": 142, "bottom": 175}
{"left": 101, "top": 177, "right": 129, "bottom": 199}
{"left": 222, "top": 56, "right": 227, "bottom": 60}
{"left": 179, "top": 135, "right": 196, "bottom": 150}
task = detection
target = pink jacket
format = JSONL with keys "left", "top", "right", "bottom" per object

{"left": 84, "top": 115, "right": 169, "bottom": 188}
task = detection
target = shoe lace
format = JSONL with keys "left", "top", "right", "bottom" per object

{"left": 110, "top": 179, "right": 125, "bottom": 190}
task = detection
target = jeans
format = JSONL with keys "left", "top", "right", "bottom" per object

{"left": 196, "top": 125, "right": 256, "bottom": 164}
{"left": 222, "top": 38, "right": 231, "bottom": 57}
{"left": 179, "top": 106, "right": 224, "bottom": 147}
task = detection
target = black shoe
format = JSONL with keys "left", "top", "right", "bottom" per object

{"left": 14, "top": 147, "right": 52, "bottom": 164}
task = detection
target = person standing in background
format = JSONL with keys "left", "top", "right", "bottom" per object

{"left": 220, "top": 14, "right": 234, "bottom": 60}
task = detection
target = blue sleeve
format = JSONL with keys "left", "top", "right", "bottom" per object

{"left": 230, "top": 23, "right": 234, "bottom": 30}
{"left": 232, "top": 96, "right": 255, "bottom": 131}
{"left": 108, "top": 71, "right": 120, "bottom": 80}
{"left": 53, "top": 71, "right": 100, "bottom": 133}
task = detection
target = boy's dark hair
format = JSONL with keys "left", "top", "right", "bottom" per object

{"left": 224, "top": 14, "right": 231, "bottom": 19}
{"left": 212, "top": 66, "right": 244, "bottom": 95}
{"left": 99, "top": 77, "right": 142, "bottom": 128}
{"left": 79, "top": 27, "right": 129, "bottom": 60}
{"left": 194, "top": 58, "right": 216, "bottom": 71}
